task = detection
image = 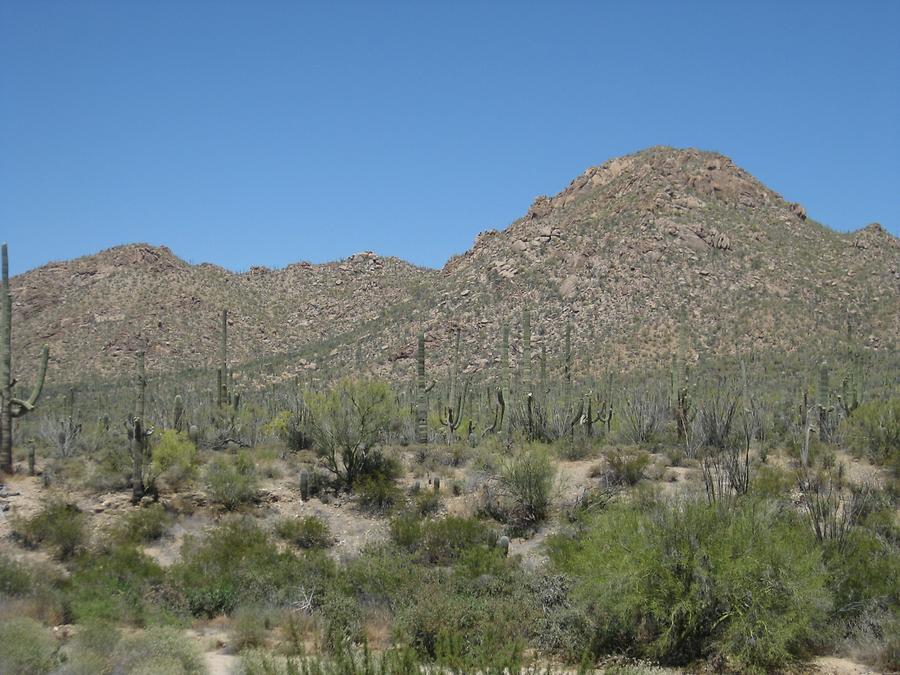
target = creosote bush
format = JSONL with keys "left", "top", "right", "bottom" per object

{"left": 169, "top": 517, "right": 334, "bottom": 617}
{"left": 12, "top": 498, "right": 88, "bottom": 560}
{"left": 842, "top": 398, "right": 900, "bottom": 472}
{"left": 204, "top": 450, "right": 259, "bottom": 510}
{"left": 601, "top": 447, "right": 651, "bottom": 486}
{"left": 498, "top": 444, "right": 556, "bottom": 527}
{"left": 0, "top": 617, "right": 58, "bottom": 674}
{"left": 67, "top": 544, "right": 166, "bottom": 625}
{"left": 275, "top": 515, "right": 333, "bottom": 549}
{"left": 112, "top": 502, "right": 172, "bottom": 544}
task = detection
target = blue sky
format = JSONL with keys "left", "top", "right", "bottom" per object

{"left": 2, "top": 1, "right": 898, "bottom": 276}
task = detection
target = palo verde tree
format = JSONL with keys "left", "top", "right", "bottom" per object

{"left": 304, "top": 378, "right": 400, "bottom": 487}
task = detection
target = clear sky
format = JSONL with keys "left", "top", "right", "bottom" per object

{"left": 2, "top": 1, "right": 898, "bottom": 276}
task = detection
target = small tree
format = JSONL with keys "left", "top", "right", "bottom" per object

{"left": 304, "top": 379, "right": 400, "bottom": 487}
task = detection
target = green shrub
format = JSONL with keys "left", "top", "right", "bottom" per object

{"left": 149, "top": 429, "right": 198, "bottom": 490}
{"left": 275, "top": 515, "right": 333, "bottom": 549}
{"left": 204, "top": 450, "right": 259, "bottom": 510}
{"left": 320, "top": 592, "right": 363, "bottom": 653}
{"left": 0, "top": 553, "right": 32, "bottom": 596}
{"left": 842, "top": 398, "right": 900, "bottom": 470}
{"left": 340, "top": 546, "right": 419, "bottom": 612}
{"left": 841, "top": 601, "right": 900, "bottom": 671}
{"left": 355, "top": 474, "right": 402, "bottom": 514}
{"left": 548, "top": 498, "right": 831, "bottom": 672}
{"left": 554, "top": 437, "right": 597, "bottom": 461}
{"left": 87, "top": 446, "right": 133, "bottom": 493}
{"left": 395, "top": 578, "right": 530, "bottom": 670}
{"left": 824, "top": 527, "right": 899, "bottom": 624}
{"left": 0, "top": 617, "right": 58, "bottom": 674}
{"left": 0, "top": 554, "right": 66, "bottom": 625}
{"left": 304, "top": 378, "right": 401, "bottom": 487}
{"left": 57, "top": 620, "right": 122, "bottom": 675}
{"left": 169, "top": 517, "right": 334, "bottom": 617}
{"left": 412, "top": 490, "right": 441, "bottom": 516}
{"left": 241, "top": 645, "right": 425, "bottom": 674}
{"left": 230, "top": 604, "right": 271, "bottom": 652}
{"left": 12, "top": 498, "right": 88, "bottom": 560}
{"left": 601, "top": 447, "right": 650, "bottom": 486}
{"left": 109, "top": 626, "right": 206, "bottom": 674}
{"left": 498, "top": 445, "right": 556, "bottom": 526}
{"left": 67, "top": 545, "right": 166, "bottom": 625}
{"left": 113, "top": 503, "right": 173, "bottom": 544}
{"left": 751, "top": 464, "right": 795, "bottom": 499}
{"left": 392, "top": 514, "right": 497, "bottom": 565}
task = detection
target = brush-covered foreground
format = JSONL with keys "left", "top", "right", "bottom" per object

{"left": 1, "top": 374, "right": 898, "bottom": 674}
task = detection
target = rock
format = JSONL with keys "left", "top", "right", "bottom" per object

{"left": 790, "top": 203, "right": 807, "bottom": 220}
{"left": 559, "top": 275, "right": 578, "bottom": 299}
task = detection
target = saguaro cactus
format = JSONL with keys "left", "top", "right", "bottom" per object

{"left": 173, "top": 394, "right": 185, "bottom": 432}
{"left": 501, "top": 322, "right": 510, "bottom": 436}
{"left": 129, "top": 351, "right": 153, "bottom": 503}
{"left": 1, "top": 244, "right": 50, "bottom": 473}
{"left": 415, "top": 332, "right": 428, "bottom": 444}
{"left": 218, "top": 309, "right": 228, "bottom": 408}
{"left": 522, "top": 305, "right": 532, "bottom": 395}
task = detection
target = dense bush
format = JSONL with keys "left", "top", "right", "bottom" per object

{"left": 275, "top": 515, "right": 333, "bottom": 549}
{"left": 548, "top": 498, "right": 831, "bottom": 672}
{"left": 109, "top": 626, "right": 206, "bottom": 674}
{"left": 0, "top": 553, "right": 32, "bottom": 596}
{"left": 112, "top": 502, "right": 173, "bottom": 544}
{"left": 304, "top": 378, "right": 400, "bottom": 487}
{"left": 601, "top": 447, "right": 651, "bottom": 486}
{"left": 12, "top": 498, "right": 88, "bottom": 560}
{"left": 842, "top": 398, "right": 900, "bottom": 470}
{"left": 356, "top": 474, "right": 403, "bottom": 514}
{"left": 0, "top": 617, "right": 58, "bottom": 674}
{"left": 498, "top": 445, "right": 556, "bottom": 526}
{"left": 204, "top": 450, "right": 259, "bottom": 510}
{"left": 148, "top": 429, "right": 198, "bottom": 490}
{"left": 169, "top": 517, "right": 334, "bottom": 617}
{"left": 67, "top": 545, "right": 166, "bottom": 625}
{"left": 391, "top": 514, "right": 498, "bottom": 565}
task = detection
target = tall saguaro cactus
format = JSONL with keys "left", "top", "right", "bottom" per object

{"left": 501, "top": 322, "right": 511, "bottom": 436}
{"left": 218, "top": 309, "right": 228, "bottom": 408}
{"left": 522, "top": 306, "right": 532, "bottom": 395}
{"left": 415, "top": 332, "right": 428, "bottom": 444}
{"left": 129, "top": 351, "right": 152, "bottom": 503}
{"left": 1, "top": 244, "right": 50, "bottom": 473}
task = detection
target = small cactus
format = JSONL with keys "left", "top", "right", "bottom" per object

{"left": 433, "top": 476, "right": 440, "bottom": 494}
{"left": 498, "top": 535, "right": 510, "bottom": 557}
{"left": 188, "top": 424, "right": 200, "bottom": 445}
{"left": 300, "top": 470, "right": 310, "bottom": 501}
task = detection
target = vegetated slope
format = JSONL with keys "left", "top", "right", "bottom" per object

{"left": 9, "top": 146, "right": 899, "bottom": 385}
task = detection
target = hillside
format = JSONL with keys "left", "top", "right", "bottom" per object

{"left": 8, "top": 146, "right": 899, "bottom": 385}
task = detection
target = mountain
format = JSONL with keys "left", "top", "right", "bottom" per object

{"left": 8, "top": 147, "right": 899, "bottom": 386}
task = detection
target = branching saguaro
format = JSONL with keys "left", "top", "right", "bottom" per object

{"left": 1, "top": 243, "right": 50, "bottom": 473}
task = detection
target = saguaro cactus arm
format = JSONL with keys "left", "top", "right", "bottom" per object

{"left": 10, "top": 345, "right": 49, "bottom": 417}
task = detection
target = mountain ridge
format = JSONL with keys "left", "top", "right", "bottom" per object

{"left": 8, "top": 146, "right": 899, "bottom": 385}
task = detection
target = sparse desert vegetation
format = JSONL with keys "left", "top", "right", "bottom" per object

{"left": 1, "top": 151, "right": 898, "bottom": 674}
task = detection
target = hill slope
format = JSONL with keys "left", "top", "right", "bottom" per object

{"left": 9, "top": 147, "right": 899, "bottom": 385}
